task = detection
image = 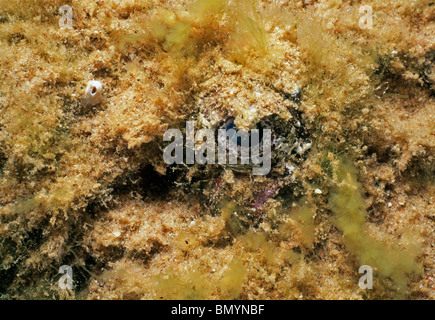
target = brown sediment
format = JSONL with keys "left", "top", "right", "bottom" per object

{"left": 0, "top": 0, "right": 433, "bottom": 299}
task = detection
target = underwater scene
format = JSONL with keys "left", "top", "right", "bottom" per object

{"left": 0, "top": 0, "right": 434, "bottom": 300}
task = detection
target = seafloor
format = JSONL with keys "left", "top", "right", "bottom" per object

{"left": 0, "top": 0, "right": 434, "bottom": 299}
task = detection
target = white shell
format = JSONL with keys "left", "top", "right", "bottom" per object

{"left": 81, "top": 80, "right": 103, "bottom": 107}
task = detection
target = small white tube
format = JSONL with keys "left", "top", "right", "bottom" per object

{"left": 81, "top": 80, "right": 103, "bottom": 107}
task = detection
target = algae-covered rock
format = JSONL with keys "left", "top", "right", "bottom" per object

{"left": 0, "top": 0, "right": 433, "bottom": 300}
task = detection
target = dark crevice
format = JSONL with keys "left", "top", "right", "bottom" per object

{"left": 375, "top": 51, "right": 435, "bottom": 97}
{"left": 0, "top": 265, "right": 17, "bottom": 295}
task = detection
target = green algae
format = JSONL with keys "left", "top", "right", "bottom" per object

{"left": 155, "top": 270, "right": 213, "bottom": 300}
{"left": 153, "top": 257, "right": 247, "bottom": 300}
{"left": 123, "top": 0, "right": 270, "bottom": 62}
{"left": 0, "top": 0, "right": 433, "bottom": 300}
{"left": 219, "top": 258, "right": 247, "bottom": 298}
{"left": 328, "top": 156, "right": 421, "bottom": 295}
